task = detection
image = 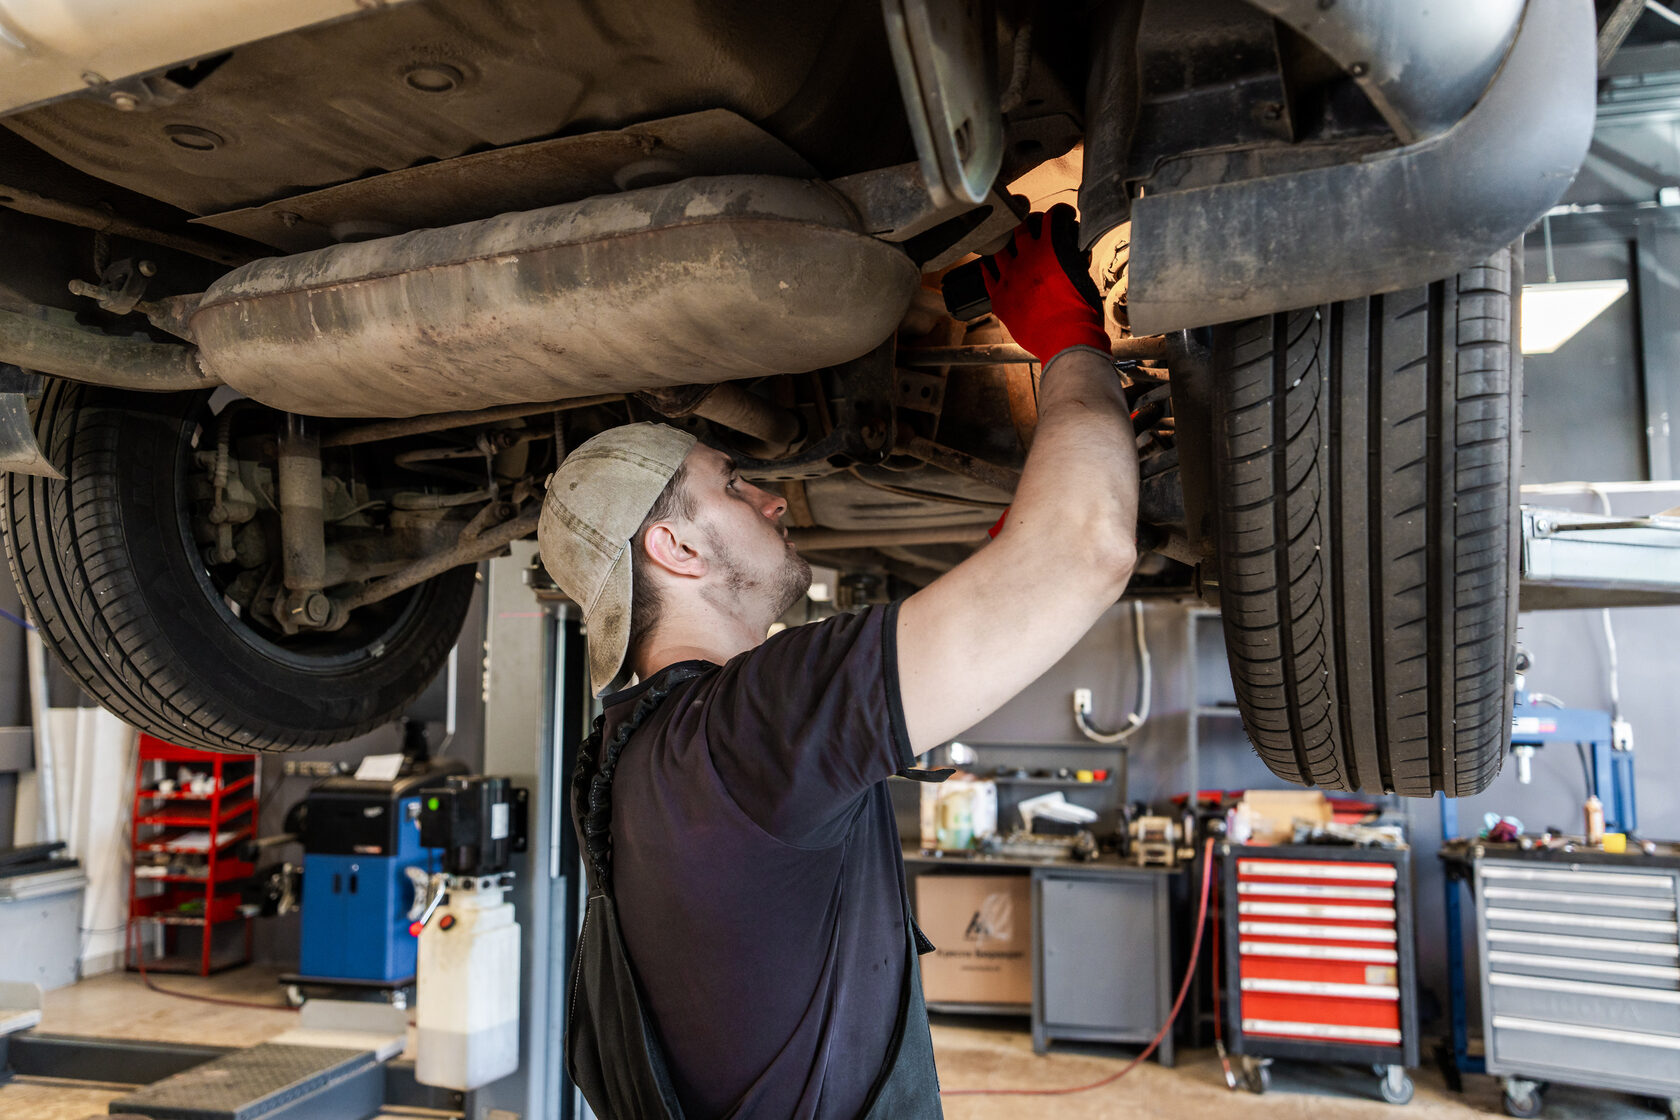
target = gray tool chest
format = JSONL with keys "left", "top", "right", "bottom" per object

{"left": 1472, "top": 847, "right": 1680, "bottom": 1113}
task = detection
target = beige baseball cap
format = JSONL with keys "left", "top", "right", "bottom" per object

{"left": 539, "top": 422, "right": 698, "bottom": 696}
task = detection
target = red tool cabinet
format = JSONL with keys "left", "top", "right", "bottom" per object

{"left": 1218, "top": 843, "right": 1419, "bottom": 1100}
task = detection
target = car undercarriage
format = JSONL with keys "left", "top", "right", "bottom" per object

{"left": 0, "top": 0, "right": 1603, "bottom": 793}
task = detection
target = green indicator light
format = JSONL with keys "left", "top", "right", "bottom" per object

{"left": 427, "top": 797, "right": 440, "bottom": 811}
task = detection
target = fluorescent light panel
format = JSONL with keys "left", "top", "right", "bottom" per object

{"left": 1520, "top": 280, "right": 1629, "bottom": 355}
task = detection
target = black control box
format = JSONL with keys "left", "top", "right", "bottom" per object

{"left": 416, "top": 775, "right": 528, "bottom": 876}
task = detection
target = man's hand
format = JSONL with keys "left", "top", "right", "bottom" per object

{"left": 981, "top": 204, "right": 1108, "bottom": 365}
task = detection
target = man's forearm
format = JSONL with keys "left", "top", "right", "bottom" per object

{"left": 1004, "top": 346, "right": 1139, "bottom": 570}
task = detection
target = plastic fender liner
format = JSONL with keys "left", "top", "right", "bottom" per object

{"left": 1121, "top": 0, "right": 1594, "bottom": 335}
{"left": 190, "top": 175, "right": 920, "bottom": 418}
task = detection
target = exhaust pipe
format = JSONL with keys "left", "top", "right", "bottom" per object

{"left": 0, "top": 307, "right": 216, "bottom": 392}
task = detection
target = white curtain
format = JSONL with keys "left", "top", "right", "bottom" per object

{"left": 14, "top": 706, "right": 137, "bottom": 977}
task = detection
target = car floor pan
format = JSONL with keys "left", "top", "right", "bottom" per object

{"left": 190, "top": 175, "right": 919, "bottom": 418}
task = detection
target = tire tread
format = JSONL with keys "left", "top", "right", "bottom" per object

{"left": 1210, "top": 249, "right": 1521, "bottom": 796}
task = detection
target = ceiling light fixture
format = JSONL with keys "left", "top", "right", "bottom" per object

{"left": 1520, "top": 215, "right": 1630, "bottom": 354}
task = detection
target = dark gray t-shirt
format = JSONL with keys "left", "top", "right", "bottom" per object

{"left": 606, "top": 602, "right": 916, "bottom": 1120}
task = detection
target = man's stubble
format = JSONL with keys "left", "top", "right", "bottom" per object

{"left": 701, "top": 524, "right": 812, "bottom": 622}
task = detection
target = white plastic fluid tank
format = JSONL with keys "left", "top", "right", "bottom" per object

{"left": 416, "top": 885, "right": 521, "bottom": 1090}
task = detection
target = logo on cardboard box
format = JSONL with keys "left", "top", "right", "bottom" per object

{"left": 963, "top": 891, "right": 1015, "bottom": 945}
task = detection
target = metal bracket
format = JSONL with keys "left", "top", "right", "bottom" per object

{"left": 1519, "top": 505, "right": 1680, "bottom": 610}
{"left": 732, "top": 340, "right": 897, "bottom": 481}
{"left": 881, "top": 0, "right": 1003, "bottom": 210}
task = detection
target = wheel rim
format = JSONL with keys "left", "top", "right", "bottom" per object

{"left": 174, "top": 397, "right": 434, "bottom": 674}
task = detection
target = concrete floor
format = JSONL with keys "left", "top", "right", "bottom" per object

{"left": 1, "top": 967, "right": 1668, "bottom": 1119}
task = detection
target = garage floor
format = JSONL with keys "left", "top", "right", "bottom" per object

{"left": 2, "top": 968, "right": 1661, "bottom": 1120}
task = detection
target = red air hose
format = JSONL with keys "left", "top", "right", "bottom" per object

{"left": 941, "top": 836, "right": 1217, "bottom": 1097}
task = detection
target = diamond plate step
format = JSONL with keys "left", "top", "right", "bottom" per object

{"left": 108, "top": 1042, "right": 382, "bottom": 1120}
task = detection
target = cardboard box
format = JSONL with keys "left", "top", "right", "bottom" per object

{"left": 1234, "top": 789, "right": 1333, "bottom": 845}
{"left": 915, "top": 874, "right": 1032, "bottom": 1006}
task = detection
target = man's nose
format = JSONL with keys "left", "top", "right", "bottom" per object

{"left": 751, "top": 483, "right": 787, "bottom": 521}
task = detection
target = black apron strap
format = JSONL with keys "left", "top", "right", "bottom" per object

{"left": 896, "top": 766, "right": 956, "bottom": 783}
{"left": 567, "top": 666, "right": 707, "bottom": 1120}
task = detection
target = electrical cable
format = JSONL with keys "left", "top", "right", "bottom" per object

{"left": 1648, "top": 0, "right": 1680, "bottom": 29}
{"left": 941, "top": 836, "right": 1215, "bottom": 1097}
{"left": 1073, "top": 600, "right": 1151, "bottom": 743}
{"left": 133, "top": 953, "right": 298, "bottom": 1012}
{"left": 1521, "top": 482, "right": 1676, "bottom": 723}
{"left": 1576, "top": 743, "right": 1597, "bottom": 800}
{"left": 1584, "top": 485, "right": 1624, "bottom": 723}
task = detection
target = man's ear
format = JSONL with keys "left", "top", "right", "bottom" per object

{"left": 641, "top": 521, "right": 707, "bottom": 580}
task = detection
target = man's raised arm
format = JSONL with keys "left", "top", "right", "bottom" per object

{"left": 896, "top": 206, "right": 1139, "bottom": 754}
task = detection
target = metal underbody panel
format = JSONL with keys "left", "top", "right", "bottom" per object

{"left": 193, "top": 109, "right": 817, "bottom": 253}
{"left": 0, "top": 0, "right": 909, "bottom": 218}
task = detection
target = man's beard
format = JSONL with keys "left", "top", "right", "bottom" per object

{"left": 703, "top": 525, "right": 812, "bottom": 620}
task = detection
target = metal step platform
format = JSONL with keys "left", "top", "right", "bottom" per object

{"left": 109, "top": 1042, "right": 383, "bottom": 1120}
{"left": 101, "top": 1000, "right": 410, "bottom": 1120}
{"left": 0, "top": 981, "right": 41, "bottom": 1042}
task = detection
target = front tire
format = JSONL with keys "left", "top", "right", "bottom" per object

{"left": 2, "top": 381, "right": 477, "bottom": 753}
{"left": 1208, "top": 249, "right": 1521, "bottom": 796}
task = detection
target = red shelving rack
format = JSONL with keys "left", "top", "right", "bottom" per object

{"left": 126, "top": 735, "right": 259, "bottom": 976}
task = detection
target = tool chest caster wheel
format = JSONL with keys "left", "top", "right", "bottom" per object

{"left": 1502, "top": 1079, "right": 1544, "bottom": 1118}
{"left": 1241, "top": 1059, "right": 1271, "bottom": 1094}
{"left": 1378, "top": 1065, "right": 1414, "bottom": 1105}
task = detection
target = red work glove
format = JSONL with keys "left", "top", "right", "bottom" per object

{"left": 980, "top": 204, "right": 1108, "bottom": 366}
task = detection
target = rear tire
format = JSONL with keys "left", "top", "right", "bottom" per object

{"left": 2, "top": 381, "right": 477, "bottom": 753}
{"left": 1208, "top": 249, "right": 1521, "bottom": 796}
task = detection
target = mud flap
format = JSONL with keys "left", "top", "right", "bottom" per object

{"left": 0, "top": 368, "right": 60, "bottom": 480}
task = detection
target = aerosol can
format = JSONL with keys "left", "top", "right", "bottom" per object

{"left": 412, "top": 775, "right": 529, "bottom": 1091}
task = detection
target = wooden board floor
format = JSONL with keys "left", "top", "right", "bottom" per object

{"left": 2, "top": 968, "right": 1663, "bottom": 1119}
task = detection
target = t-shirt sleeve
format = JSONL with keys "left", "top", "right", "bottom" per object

{"left": 700, "top": 601, "right": 915, "bottom": 845}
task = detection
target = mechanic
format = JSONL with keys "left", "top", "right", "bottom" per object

{"left": 544, "top": 205, "right": 1139, "bottom": 1120}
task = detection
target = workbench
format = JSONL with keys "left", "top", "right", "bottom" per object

{"left": 903, "top": 847, "right": 1183, "bottom": 1061}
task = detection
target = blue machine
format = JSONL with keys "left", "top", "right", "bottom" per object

{"left": 298, "top": 761, "right": 464, "bottom": 984}
{"left": 1507, "top": 692, "right": 1635, "bottom": 833}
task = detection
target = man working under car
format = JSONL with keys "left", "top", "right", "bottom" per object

{"left": 545, "top": 204, "right": 1139, "bottom": 1120}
